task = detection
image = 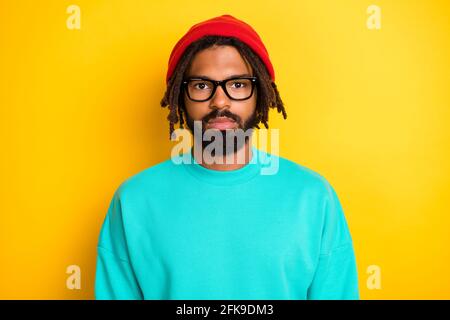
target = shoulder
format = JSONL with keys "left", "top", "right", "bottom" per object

{"left": 114, "top": 156, "right": 180, "bottom": 200}
{"left": 261, "top": 149, "right": 337, "bottom": 197}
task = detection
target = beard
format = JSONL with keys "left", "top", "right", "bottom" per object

{"left": 184, "top": 107, "right": 259, "bottom": 157}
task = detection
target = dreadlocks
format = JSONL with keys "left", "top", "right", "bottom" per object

{"left": 160, "top": 35, "right": 287, "bottom": 140}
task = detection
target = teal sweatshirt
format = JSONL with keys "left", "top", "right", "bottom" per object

{"left": 94, "top": 146, "right": 359, "bottom": 299}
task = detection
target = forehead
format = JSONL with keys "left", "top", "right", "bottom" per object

{"left": 186, "top": 45, "right": 253, "bottom": 79}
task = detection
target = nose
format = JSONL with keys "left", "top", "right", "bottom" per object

{"left": 209, "top": 85, "right": 230, "bottom": 110}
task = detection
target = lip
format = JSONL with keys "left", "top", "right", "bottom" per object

{"left": 207, "top": 117, "right": 237, "bottom": 130}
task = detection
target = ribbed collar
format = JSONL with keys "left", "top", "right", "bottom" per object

{"left": 181, "top": 145, "right": 263, "bottom": 186}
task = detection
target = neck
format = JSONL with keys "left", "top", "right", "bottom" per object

{"left": 192, "top": 137, "right": 253, "bottom": 171}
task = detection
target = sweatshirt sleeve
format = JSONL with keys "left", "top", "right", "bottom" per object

{"left": 94, "top": 190, "right": 143, "bottom": 300}
{"left": 306, "top": 180, "right": 359, "bottom": 300}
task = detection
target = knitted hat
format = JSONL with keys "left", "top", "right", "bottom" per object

{"left": 165, "top": 14, "right": 275, "bottom": 84}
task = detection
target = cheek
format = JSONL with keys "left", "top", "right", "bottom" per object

{"left": 184, "top": 94, "right": 199, "bottom": 118}
{"left": 184, "top": 99, "right": 208, "bottom": 120}
{"left": 241, "top": 95, "right": 257, "bottom": 117}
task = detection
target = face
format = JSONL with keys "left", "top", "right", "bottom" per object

{"left": 182, "top": 45, "right": 258, "bottom": 154}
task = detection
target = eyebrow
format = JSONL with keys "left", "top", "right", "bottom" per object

{"left": 186, "top": 73, "right": 253, "bottom": 81}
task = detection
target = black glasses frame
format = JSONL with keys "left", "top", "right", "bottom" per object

{"left": 182, "top": 76, "right": 258, "bottom": 102}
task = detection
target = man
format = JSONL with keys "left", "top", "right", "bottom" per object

{"left": 94, "top": 14, "right": 359, "bottom": 300}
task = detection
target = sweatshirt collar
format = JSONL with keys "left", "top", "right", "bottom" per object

{"left": 182, "top": 145, "right": 262, "bottom": 186}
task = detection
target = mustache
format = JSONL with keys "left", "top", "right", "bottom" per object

{"left": 202, "top": 109, "right": 241, "bottom": 125}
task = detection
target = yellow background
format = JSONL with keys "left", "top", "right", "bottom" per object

{"left": 0, "top": 0, "right": 449, "bottom": 299}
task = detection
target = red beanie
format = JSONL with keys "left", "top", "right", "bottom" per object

{"left": 165, "top": 14, "right": 275, "bottom": 84}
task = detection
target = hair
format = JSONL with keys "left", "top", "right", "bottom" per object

{"left": 160, "top": 35, "right": 287, "bottom": 139}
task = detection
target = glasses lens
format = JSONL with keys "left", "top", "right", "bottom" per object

{"left": 187, "top": 80, "right": 214, "bottom": 101}
{"left": 226, "top": 78, "right": 253, "bottom": 100}
{"left": 186, "top": 78, "right": 254, "bottom": 101}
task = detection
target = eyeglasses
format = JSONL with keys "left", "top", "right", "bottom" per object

{"left": 182, "top": 76, "right": 257, "bottom": 102}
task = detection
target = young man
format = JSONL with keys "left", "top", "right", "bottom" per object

{"left": 94, "top": 14, "right": 359, "bottom": 300}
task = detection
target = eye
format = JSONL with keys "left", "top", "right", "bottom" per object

{"left": 195, "top": 83, "right": 207, "bottom": 90}
{"left": 230, "top": 81, "right": 246, "bottom": 89}
{"left": 191, "top": 81, "right": 211, "bottom": 90}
